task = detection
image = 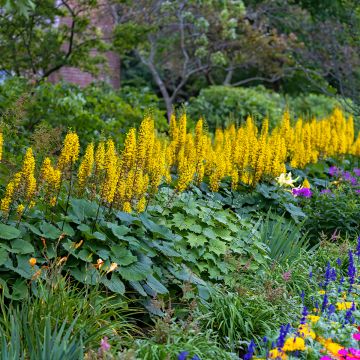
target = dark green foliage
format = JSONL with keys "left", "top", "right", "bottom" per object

{"left": 134, "top": 320, "right": 237, "bottom": 360}
{"left": 259, "top": 212, "right": 311, "bottom": 265}
{"left": 0, "top": 189, "right": 267, "bottom": 305}
{"left": 187, "top": 85, "right": 345, "bottom": 130}
{"left": 0, "top": 276, "right": 139, "bottom": 357}
{"left": 303, "top": 187, "right": 360, "bottom": 242}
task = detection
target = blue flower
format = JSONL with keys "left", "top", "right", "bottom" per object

{"left": 244, "top": 340, "right": 256, "bottom": 360}
{"left": 178, "top": 352, "right": 189, "bottom": 360}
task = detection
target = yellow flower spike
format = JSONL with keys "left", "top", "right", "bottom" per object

{"left": 137, "top": 196, "right": 147, "bottom": 213}
{"left": 95, "top": 258, "right": 104, "bottom": 269}
{"left": 21, "top": 148, "right": 37, "bottom": 200}
{"left": 16, "top": 204, "right": 25, "bottom": 217}
{"left": 0, "top": 131, "right": 3, "bottom": 162}
{"left": 58, "top": 131, "right": 80, "bottom": 170}
{"left": 121, "top": 128, "right": 137, "bottom": 172}
{"left": 122, "top": 201, "right": 132, "bottom": 213}
{"left": 78, "top": 143, "right": 94, "bottom": 189}
{"left": 95, "top": 141, "right": 106, "bottom": 171}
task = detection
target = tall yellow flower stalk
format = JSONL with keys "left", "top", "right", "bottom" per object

{"left": 101, "top": 139, "right": 119, "bottom": 204}
{"left": 40, "top": 157, "right": 61, "bottom": 206}
{"left": 0, "top": 131, "right": 3, "bottom": 162}
{"left": 21, "top": 148, "right": 37, "bottom": 201}
{"left": 78, "top": 143, "right": 94, "bottom": 190}
{"left": 57, "top": 131, "right": 80, "bottom": 171}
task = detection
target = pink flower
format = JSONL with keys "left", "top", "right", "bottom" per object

{"left": 353, "top": 333, "right": 360, "bottom": 341}
{"left": 99, "top": 336, "right": 110, "bottom": 353}
{"left": 282, "top": 271, "right": 292, "bottom": 282}
{"left": 349, "top": 348, "right": 360, "bottom": 356}
{"left": 339, "top": 349, "right": 348, "bottom": 356}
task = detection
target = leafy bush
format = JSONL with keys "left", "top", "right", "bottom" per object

{"left": 303, "top": 187, "right": 360, "bottom": 242}
{"left": 134, "top": 320, "right": 237, "bottom": 360}
{"left": 0, "top": 276, "right": 138, "bottom": 356}
{"left": 187, "top": 85, "right": 285, "bottom": 130}
{"left": 0, "top": 188, "right": 267, "bottom": 306}
{"left": 0, "top": 78, "right": 167, "bottom": 146}
{"left": 187, "top": 85, "right": 346, "bottom": 131}
{"left": 258, "top": 212, "right": 310, "bottom": 265}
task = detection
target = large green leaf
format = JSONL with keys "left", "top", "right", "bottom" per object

{"left": 110, "top": 245, "right": 137, "bottom": 266}
{"left": 146, "top": 274, "right": 168, "bottom": 294}
{"left": 40, "top": 222, "right": 62, "bottom": 239}
{"left": 186, "top": 233, "right": 207, "bottom": 248}
{"left": 119, "top": 261, "right": 151, "bottom": 281}
{"left": 0, "top": 247, "right": 8, "bottom": 265}
{"left": 0, "top": 224, "right": 21, "bottom": 240}
{"left": 107, "top": 223, "right": 130, "bottom": 239}
{"left": 102, "top": 274, "right": 125, "bottom": 295}
{"left": 11, "top": 239, "right": 34, "bottom": 254}
{"left": 208, "top": 238, "right": 227, "bottom": 255}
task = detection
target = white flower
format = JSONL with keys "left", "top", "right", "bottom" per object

{"left": 276, "top": 172, "right": 299, "bottom": 187}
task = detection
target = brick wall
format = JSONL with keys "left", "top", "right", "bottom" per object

{"left": 49, "top": 0, "right": 120, "bottom": 88}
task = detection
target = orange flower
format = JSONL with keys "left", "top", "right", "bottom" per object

{"left": 29, "top": 257, "right": 37, "bottom": 267}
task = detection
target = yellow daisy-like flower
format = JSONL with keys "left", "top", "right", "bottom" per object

{"left": 282, "top": 336, "right": 306, "bottom": 352}
{"left": 298, "top": 324, "right": 316, "bottom": 339}
{"left": 307, "top": 315, "right": 320, "bottom": 324}
{"left": 269, "top": 348, "right": 287, "bottom": 359}
{"left": 336, "top": 301, "right": 353, "bottom": 311}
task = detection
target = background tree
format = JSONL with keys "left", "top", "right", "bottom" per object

{"left": 114, "top": 0, "right": 295, "bottom": 119}
{"left": 0, "top": 0, "right": 107, "bottom": 81}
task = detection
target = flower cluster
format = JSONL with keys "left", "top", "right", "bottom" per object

{"left": 1, "top": 108, "right": 360, "bottom": 215}
{"left": 249, "top": 240, "right": 360, "bottom": 360}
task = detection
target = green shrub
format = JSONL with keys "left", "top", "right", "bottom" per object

{"left": 134, "top": 321, "right": 237, "bottom": 360}
{"left": 187, "top": 85, "right": 347, "bottom": 131}
{"left": 187, "top": 85, "right": 285, "bottom": 130}
{"left": 303, "top": 187, "right": 360, "bottom": 242}
{"left": 0, "top": 78, "right": 167, "bottom": 146}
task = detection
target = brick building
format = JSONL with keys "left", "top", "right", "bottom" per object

{"left": 49, "top": 0, "right": 120, "bottom": 88}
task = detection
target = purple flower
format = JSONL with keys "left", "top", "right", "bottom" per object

{"left": 354, "top": 168, "right": 360, "bottom": 177}
{"left": 292, "top": 188, "right": 312, "bottom": 198}
{"left": 345, "top": 302, "right": 356, "bottom": 324}
{"left": 300, "top": 306, "right": 308, "bottom": 324}
{"left": 282, "top": 271, "right": 291, "bottom": 282}
{"left": 320, "top": 189, "right": 332, "bottom": 195}
{"left": 348, "top": 250, "right": 356, "bottom": 292}
{"left": 244, "top": 340, "right": 256, "bottom": 360}
{"left": 300, "top": 290, "right": 305, "bottom": 302}
{"left": 277, "top": 324, "right": 291, "bottom": 348}
{"left": 355, "top": 189, "right": 360, "bottom": 195}
{"left": 329, "top": 166, "right": 339, "bottom": 176}
{"left": 356, "top": 236, "right": 360, "bottom": 259}
{"left": 328, "top": 303, "right": 336, "bottom": 315}
{"left": 321, "top": 293, "right": 328, "bottom": 312}
{"left": 343, "top": 171, "right": 352, "bottom": 181}
{"left": 99, "top": 337, "right": 110, "bottom": 353}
